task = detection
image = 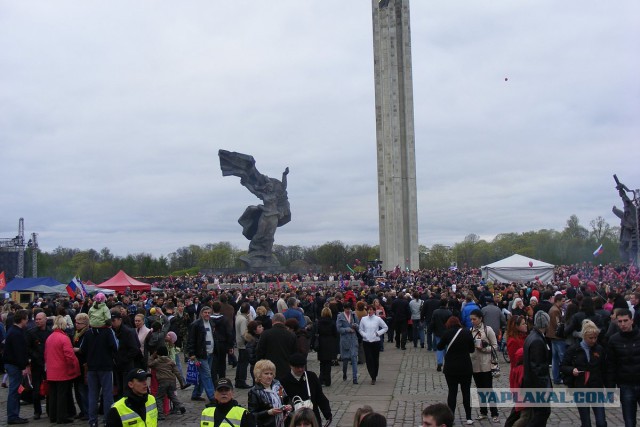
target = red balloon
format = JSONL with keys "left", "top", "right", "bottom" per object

{"left": 535, "top": 276, "right": 539, "bottom": 280}
{"left": 529, "top": 261, "right": 533, "bottom": 267}
{"left": 587, "top": 281, "right": 597, "bottom": 291}
{"left": 569, "top": 275, "right": 580, "bottom": 287}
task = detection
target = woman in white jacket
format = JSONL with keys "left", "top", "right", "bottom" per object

{"left": 358, "top": 305, "right": 389, "bottom": 385}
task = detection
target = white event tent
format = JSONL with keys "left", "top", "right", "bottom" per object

{"left": 481, "top": 254, "right": 554, "bottom": 284}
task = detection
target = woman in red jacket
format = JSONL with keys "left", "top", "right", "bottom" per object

{"left": 505, "top": 315, "right": 528, "bottom": 369}
{"left": 44, "top": 315, "right": 81, "bottom": 423}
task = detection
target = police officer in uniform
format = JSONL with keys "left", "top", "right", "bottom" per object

{"left": 201, "top": 378, "right": 255, "bottom": 427}
{"left": 106, "top": 369, "right": 158, "bottom": 427}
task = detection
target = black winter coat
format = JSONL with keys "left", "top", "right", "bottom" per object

{"left": 560, "top": 342, "right": 606, "bottom": 387}
{"left": 255, "top": 324, "right": 297, "bottom": 381}
{"left": 80, "top": 327, "right": 117, "bottom": 372}
{"left": 605, "top": 328, "right": 640, "bottom": 387}
{"left": 429, "top": 308, "right": 452, "bottom": 338}
{"left": 280, "top": 371, "right": 331, "bottom": 425}
{"left": 522, "top": 328, "right": 551, "bottom": 389}
{"left": 316, "top": 317, "right": 338, "bottom": 362}
{"left": 187, "top": 318, "right": 217, "bottom": 360}
{"left": 436, "top": 326, "right": 474, "bottom": 376}
{"left": 114, "top": 324, "right": 141, "bottom": 372}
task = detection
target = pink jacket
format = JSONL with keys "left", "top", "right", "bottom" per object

{"left": 44, "top": 329, "right": 80, "bottom": 381}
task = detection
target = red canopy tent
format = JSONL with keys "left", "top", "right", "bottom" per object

{"left": 95, "top": 270, "right": 151, "bottom": 293}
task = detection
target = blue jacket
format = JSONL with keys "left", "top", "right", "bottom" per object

{"left": 461, "top": 301, "right": 479, "bottom": 329}
{"left": 283, "top": 307, "right": 306, "bottom": 328}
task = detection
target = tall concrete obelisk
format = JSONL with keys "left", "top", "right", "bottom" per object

{"left": 372, "top": 0, "right": 419, "bottom": 271}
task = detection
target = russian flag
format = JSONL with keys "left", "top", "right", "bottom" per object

{"left": 66, "top": 278, "right": 78, "bottom": 298}
{"left": 593, "top": 244, "right": 604, "bottom": 257}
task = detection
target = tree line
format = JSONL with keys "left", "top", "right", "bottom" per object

{"left": 28, "top": 214, "right": 621, "bottom": 283}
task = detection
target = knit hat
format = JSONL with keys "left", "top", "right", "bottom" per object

{"left": 166, "top": 331, "right": 177, "bottom": 344}
{"left": 533, "top": 311, "right": 550, "bottom": 329}
{"left": 94, "top": 292, "right": 106, "bottom": 303}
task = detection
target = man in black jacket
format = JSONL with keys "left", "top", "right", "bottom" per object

{"left": 391, "top": 293, "right": 411, "bottom": 350}
{"left": 111, "top": 310, "right": 142, "bottom": 400}
{"left": 429, "top": 299, "right": 452, "bottom": 371}
{"left": 255, "top": 313, "right": 296, "bottom": 381}
{"left": 188, "top": 305, "right": 217, "bottom": 402}
{"left": 80, "top": 323, "right": 118, "bottom": 427}
{"left": 422, "top": 292, "right": 441, "bottom": 351}
{"left": 523, "top": 311, "right": 552, "bottom": 426}
{"left": 280, "top": 353, "right": 331, "bottom": 426}
{"left": 605, "top": 308, "right": 640, "bottom": 427}
{"left": 26, "top": 311, "right": 51, "bottom": 420}
{"left": 4, "top": 309, "right": 30, "bottom": 425}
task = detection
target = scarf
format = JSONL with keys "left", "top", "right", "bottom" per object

{"left": 74, "top": 326, "right": 88, "bottom": 345}
{"left": 580, "top": 340, "right": 591, "bottom": 362}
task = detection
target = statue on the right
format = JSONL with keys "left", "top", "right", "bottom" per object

{"left": 612, "top": 175, "right": 639, "bottom": 263}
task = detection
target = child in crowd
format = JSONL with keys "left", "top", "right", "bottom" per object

{"left": 148, "top": 346, "right": 188, "bottom": 420}
{"left": 165, "top": 331, "right": 184, "bottom": 381}
{"left": 88, "top": 293, "right": 111, "bottom": 328}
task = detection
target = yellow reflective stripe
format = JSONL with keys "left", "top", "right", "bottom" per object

{"left": 120, "top": 413, "right": 140, "bottom": 421}
{"left": 146, "top": 402, "right": 157, "bottom": 412}
{"left": 201, "top": 415, "right": 215, "bottom": 422}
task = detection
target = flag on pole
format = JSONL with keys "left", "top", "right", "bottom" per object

{"left": 593, "top": 244, "right": 604, "bottom": 257}
{"left": 74, "top": 277, "right": 88, "bottom": 299}
{"left": 66, "top": 278, "right": 79, "bottom": 298}
{"left": 0, "top": 271, "right": 6, "bottom": 290}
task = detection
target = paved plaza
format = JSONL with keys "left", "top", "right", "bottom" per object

{"left": 0, "top": 345, "right": 629, "bottom": 426}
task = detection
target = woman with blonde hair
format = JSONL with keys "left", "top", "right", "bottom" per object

{"left": 44, "top": 315, "right": 81, "bottom": 423}
{"left": 560, "top": 319, "right": 607, "bottom": 427}
{"left": 248, "top": 359, "right": 292, "bottom": 426}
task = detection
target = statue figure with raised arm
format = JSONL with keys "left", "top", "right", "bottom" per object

{"left": 613, "top": 174, "right": 639, "bottom": 264}
{"left": 219, "top": 150, "right": 291, "bottom": 270}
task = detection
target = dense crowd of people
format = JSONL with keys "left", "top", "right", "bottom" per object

{"left": 0, "top": 262, "right": 639, "bottom": 426}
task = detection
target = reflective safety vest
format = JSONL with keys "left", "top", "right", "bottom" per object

{"left": 200, "top": 405, "right": 247, "bottom": 427}
{"left": 112, "top": 395, "right": 158, "bottom": 427}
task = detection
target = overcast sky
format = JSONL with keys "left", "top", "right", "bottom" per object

{"left": 1, "top": 0, "right": 639, "bottom": 258}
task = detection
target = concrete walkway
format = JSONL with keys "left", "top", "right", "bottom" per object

{"left": 0, "top": 344, "right": 628, "bottom": 426}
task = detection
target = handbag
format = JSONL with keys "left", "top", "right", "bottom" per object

{"left": 490, "top": 347, "right": 501, "bottom": 377}
{"left": 292, "top": 372, "right": 314, "bottom": 411}
{"left": 186, "top": 360, "right": 200, "bottom": 385}
{"left": 39, "top": 379, "right": 49, "bottom": 397}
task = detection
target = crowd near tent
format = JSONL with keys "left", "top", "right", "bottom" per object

{"left": 4, "top": 277, "right": 68, "bottom": 294}
{"left": 96, "top": 270, "right": 151, "bottom": 293}
{"left": 481, "top": 254, "right": 555, "bottom": 284}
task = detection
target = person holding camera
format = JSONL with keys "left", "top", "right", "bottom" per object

{"left": 248, "top": 359, "right": 292, "bottom": 427}
{"left": 469, "top": 309, "right": 499, "bottom": 423}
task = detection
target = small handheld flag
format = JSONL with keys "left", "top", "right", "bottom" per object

{"left": 0, "top": 271, "right": 6, "bottom": 290}
{"left": 593, "top": 244, "right": 604, "bottom": 257}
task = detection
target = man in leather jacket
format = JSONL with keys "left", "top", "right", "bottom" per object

{"left": 523, "top": 311, "right": 552, "bottom": 426}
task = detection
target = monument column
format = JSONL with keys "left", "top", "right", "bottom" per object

{"left": 372, "top": 0, "right": 419, "bottom": 271}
